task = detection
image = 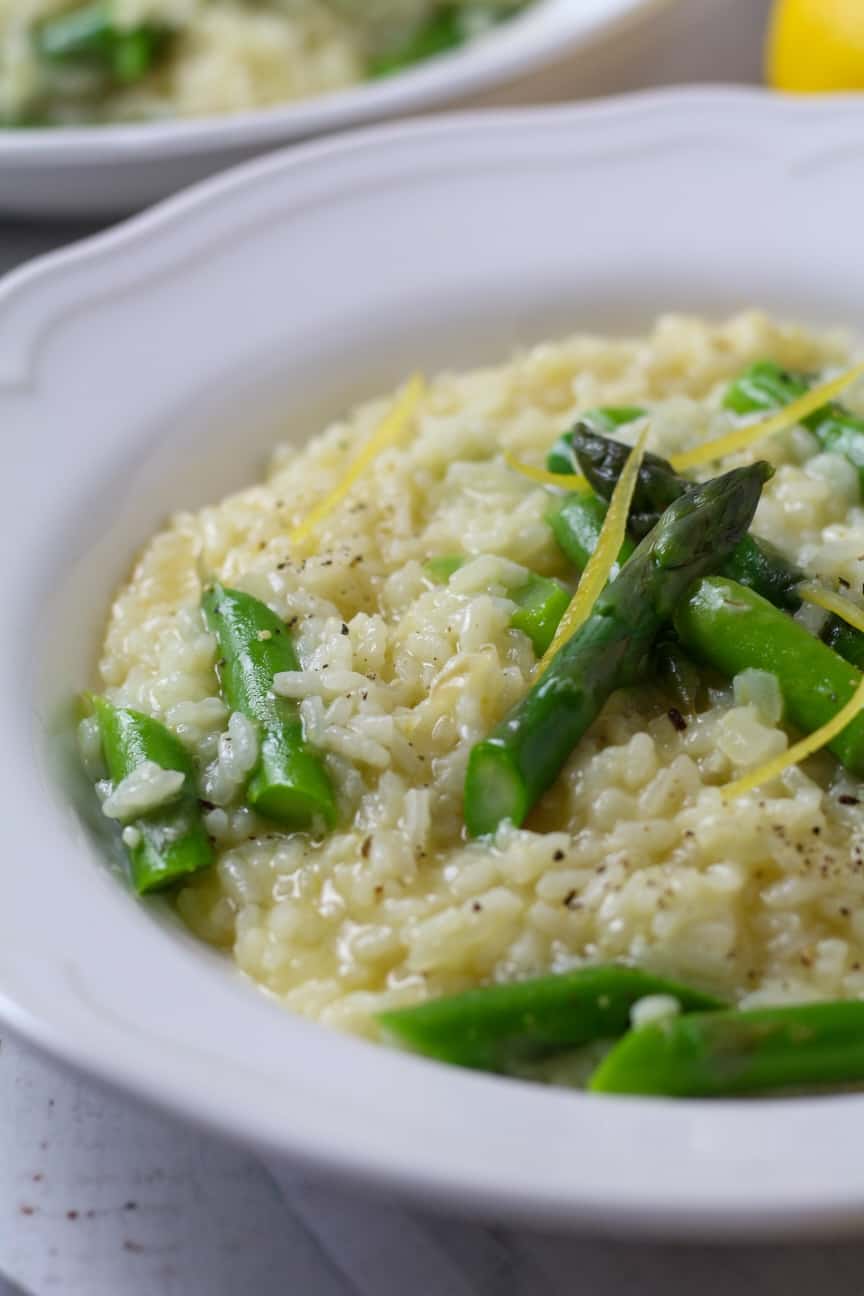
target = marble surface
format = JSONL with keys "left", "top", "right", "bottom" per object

{"left": 9, "top": 1033, "right": 864, "bottom": 1295}
{"left": 9, "top": 0, "right": 860, "bottom": 1290}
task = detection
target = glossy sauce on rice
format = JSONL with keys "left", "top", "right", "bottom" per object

{"left": 94, "top": 312, "right": 864, "bottom": 1043}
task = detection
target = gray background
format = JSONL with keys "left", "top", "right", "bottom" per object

{"left": 11, "top": 0, "right": 860, "bottom": 1291}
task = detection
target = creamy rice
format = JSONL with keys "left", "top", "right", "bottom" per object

{"left": 1, "top": 0, "right": 523, "bottom": 123}
{"left": 95, "top": 311, "right": 864, "bottom": 1042}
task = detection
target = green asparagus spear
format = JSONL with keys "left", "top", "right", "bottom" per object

{"left": 723, "top": 359, "right": 810, "bottom": 417}
{"left": 568, "top": 426, "right": 864, "bottom": 670}
{"left": 547, "top": 406, "right": 647, "bottom": 475}
{"left": 552, "top": 397, "right": 845, "bottom": 613}
{"left": 823, "top": 617, "right": 864, "bottom": 672}
{"left": 589, "top": 1001, "right": 864, "bottom": 1097}
{"left": 545, "top": 491, "right": 636, "bottom": 575}
{"left": 653, "top": 637, "right": 704, "bottom": 714}
{"left": 724, "top": 360, "right": 864, "bottom": 493}
{"left": 573, "top": 426, "right": 805, "bottom": 610}
{"left": 90, "top": 695, "right": 213, "bottom": 894}
{"left": 464, "top": 462, "right": 771, "bottom": 837}
{"left": 34, "top": 1, "right": 171, "bottom": 85}
{"left": 509, "top": 574, "right": 571, "bottom": 656}
{"left": 378, "top": 965, "right": 724, "bottom": 1072}
{"left": 573, "top": 427, "right": 683, "bottom": 539}
{"left": 367, "top": 1, "right": 525, "bottom": 78}
{"left": 368, "top": 7, "right": 466, "bottom": 77}
{"left": 423, "top": 556, "right": 570, "bottom": 655}
{"left": 674, "top": 577, "right": 864, "bottom": 776}
{"left": 203, "top": 585, "right": 336, "bottom": 829}
{"left": 423, "top": 555, "right": 467, "bottom": 584}
{"left": 2, "top": 108, "right": 50, "bottom": 127}
{"left": 545, "top": 410, "right": 646, "bottom": 574}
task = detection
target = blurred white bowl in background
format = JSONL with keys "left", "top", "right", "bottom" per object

{"left": 0, "top": 0, "right": 671, "bottom": 219}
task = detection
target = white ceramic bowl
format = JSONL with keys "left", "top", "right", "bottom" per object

{"left": 0, "top": 0, "right": 667, "bottom": 219}
{"left": 6, "top": 89, "right": 864, "bottom": 1238}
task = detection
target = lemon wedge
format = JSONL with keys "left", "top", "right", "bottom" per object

{"left": 767, "top": 0, "right": 864, "bottom": 92}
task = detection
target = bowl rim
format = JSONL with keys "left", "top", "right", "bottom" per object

{"left": 0, "top": 0, "right": 669, "bottom": 164}
{"left": 9, "top": 89, "right": 864, "bottom": 1239}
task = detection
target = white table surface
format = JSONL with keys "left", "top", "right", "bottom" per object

{"left": 10, "top": 0, "right": 864, "bottom": 1291}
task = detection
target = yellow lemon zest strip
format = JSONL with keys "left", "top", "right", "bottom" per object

{"left": 289, "top": 373, "right": 426, "bottom": 549}
{"left": 534, "top": 424, "right": 648, "bottom": 678}
{"left": 670, "top": 362, "right": 864, "bottom": 473}
{"left": 798, "top": 582, "right": 864, "bottom": 635}
{"left": 722, "top": 673, "right": 864, "bottom": 801}
{"left": 504, "top": 453, "right": 587, "bottom": 492}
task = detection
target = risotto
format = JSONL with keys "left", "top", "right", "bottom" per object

{"left": 81, "top": 312, "right": 864, "bottom": 1097}
{"left": 1, "top": 0, "right": 528, "bottom": 125}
